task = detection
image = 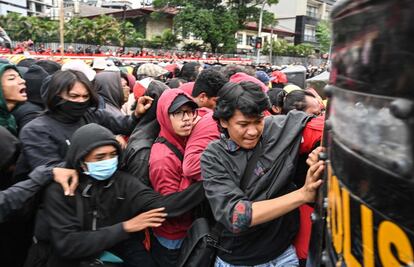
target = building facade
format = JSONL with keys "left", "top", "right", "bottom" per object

{"left": 27, "top": 0, "right": 54, "bottom": 16}
{"left": 267, "top": 0, "right": 336, "bottom": 47}
{"left": 0, "top": 0, "right": 27, "bottom": 16}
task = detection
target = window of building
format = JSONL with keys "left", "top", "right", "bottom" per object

{"left": 304, "top": 25, "right": 316, "bottom": 42}
{"left": 246, "top": 35, "right": 255, "bottom": 46}
{"left": 35, "top": 3, "right": 42, "bottom": 13}
{"left": 236, "top": 33, "right": 243, "bottom": 45}
{"left": 306, "top": 5, "right": 319, "bottom": 18}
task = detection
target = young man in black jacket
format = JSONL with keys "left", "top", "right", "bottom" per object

{"left": 201, "top": 81, "right": 325, "bottom": 266}
{"left": 33, "top": 123, "right": 204, "bottom": 267}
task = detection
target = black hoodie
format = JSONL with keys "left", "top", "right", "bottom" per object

{"left": 12, "top": 65, "right": 49, "bottom": 130}
{"left": 37, "top": 123, "right": 204, "bottom": 266}
{"left": 123, "top": 80, "right": 169, "bottom": 185}
{"left": 94, "top": 71, "right": 124, "bottom": 116}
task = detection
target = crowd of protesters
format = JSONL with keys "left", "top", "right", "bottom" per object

{"left": 0, "top": 41, "right": 231, "bottom": 62}
{"left": 0, "top": 54, "right": 326, "bottom": 267}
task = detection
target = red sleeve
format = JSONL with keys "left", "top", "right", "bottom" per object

{"left": 299, "top": 116, "right": 324, "bottom": 155}
{"left": 183, "top": 115, "right": 220, "bottom": 181}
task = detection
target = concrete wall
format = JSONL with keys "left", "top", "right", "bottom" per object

{"left": 145, "top": 16, "right": 173, "bottom": 40}
{"left": 258, "top": 55, "right": 326, "bottom": 66}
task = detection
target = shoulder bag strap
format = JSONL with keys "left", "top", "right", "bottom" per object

{"left": 75, "top": 192, "right": 84, "bottom": 230}
{"left": 155, "top": 136, "right": 184, "bottom": 162}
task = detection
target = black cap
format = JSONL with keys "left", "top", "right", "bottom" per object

{"left": 168, "top": 94, "right": 198, "bottom": 113}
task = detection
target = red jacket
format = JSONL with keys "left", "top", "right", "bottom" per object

{"left": 149, "top": 89, "right": 193, "bottom": 240}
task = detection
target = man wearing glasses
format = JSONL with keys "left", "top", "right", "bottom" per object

{"left": 148, "top": 89, "right": 199, "bottom": 267}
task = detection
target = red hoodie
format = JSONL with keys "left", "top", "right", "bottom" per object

{"left": 149, "top": 89, "right": 194, "bottom": 240}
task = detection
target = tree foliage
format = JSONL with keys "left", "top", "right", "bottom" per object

{"left": 153, "top": 0, "right": 278, "bottom": 53}
{"left": 0, "top": 13, "right": 143, "bottom": 46}
{"left": 149, "top": 29, "right": 180, "bottom": 49}
{"left": 262, "top": 39, "right": 314, "bottom": 57}
{"left": 316, "top": 20, "right": 331, "bottom": 54}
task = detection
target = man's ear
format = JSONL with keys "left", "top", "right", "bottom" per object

{"left": 199, "top": 92, "right": 208, "bottom": 102}
{"left": 80, "top": 162, "right": 87, "bottom": 172}
{"left": 219, "top": 118, "right": 229, "bottom": 129}
{"left": 272, "top": 105, "right": 282, "bottom": 114}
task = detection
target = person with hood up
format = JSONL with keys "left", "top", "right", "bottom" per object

{"left": 149, "top": 89, "right": 199, "bottom": 267}
{"left": 0, "top": 123, "right": 79, "bottom": 267}
{"left": 0, "top": 125, "right": 79, "bottom": 223}
{"left": 123, "top": 80, "right": 169, "bottom": 186}
{"left": 95, "top": 71, "right": 125, "bottom": 117}
{"left": 0, "top": 62, "right": 27, "bottom": 136}
{"left": 33, "top": 123, "right": 204, "bottom": 267}
{"left": 16, "top": 70, "right": 152, "bottom": 180}
{"left": 12, "top": 64, "right": 49, "bottom": 130}
{"left": 120, "top": 71, "right": 136, "bottom": 115}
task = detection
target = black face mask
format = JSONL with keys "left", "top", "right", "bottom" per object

{"left": 50, "top": 95, "right": 91, "bottom": 123}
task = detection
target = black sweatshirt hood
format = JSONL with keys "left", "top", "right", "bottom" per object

{"left": 23, "top": 64, "right": 49, "bottom": 105}
{"left": 0, "top": 126, "right": 20, "bottom": 170}
{"left": 95, "top": 71, "right": 124, "bottom": 109}
{"left": 65, "top": 123, "right": 121, "bottom": 171}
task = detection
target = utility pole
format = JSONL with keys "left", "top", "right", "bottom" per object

{"left": 122, "top": 4, "right": 127, "bottom": 52}
{"left": 256, "top": 0, "right": 266, "bottom": 65}
{"left": 59, "top": 0, "right": 64, "bottom": 59}
{"left": 269, "top": 20, "right": 274, "bottom": 65}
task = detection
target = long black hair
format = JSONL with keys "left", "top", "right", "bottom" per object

{"left": 45, "top": 70, "right": 99, "bottom": 111}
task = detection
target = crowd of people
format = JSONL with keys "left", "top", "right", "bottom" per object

{"left": 0, "top": 56, "right": 326, "bottom": 267}
{"left": 0, "top": 42, "right": 236, "bottom": 62}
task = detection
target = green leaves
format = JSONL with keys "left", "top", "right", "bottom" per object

{"left": 0, "top": 13, "right": 142, "bottom": 46}
{"left": 316, "top": 20, "right": 331, "bottom": 54}
{"left": 262, "top": 39, "right": 314, "bottom": 57}
{"left": 156, "top": 2, "right": 238, "bottom": 52}
{"left": 149, "top": 29, "right": 179, "bottom": 49}
{"left": 152, "top": 0, "right": 279, "bottom": 53}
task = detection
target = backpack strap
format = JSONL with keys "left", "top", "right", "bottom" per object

{"left": 155, "top": 136, "right": 184, "bottom": 162}
{"left": 75, "top": 192, "right": 84, "bottom": 230}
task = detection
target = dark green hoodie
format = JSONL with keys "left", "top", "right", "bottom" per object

{"left": 0, "top": 63, "right": 21, "bottom": 135}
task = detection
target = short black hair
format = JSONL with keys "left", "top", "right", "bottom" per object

{"left": 166, "top": 78, "right": 186, "bottom": 89}
{"left": 46, "top": 70, "right": 99, "bottom": 111}
{"left": 213, "top": 81, "right": 270, "bottom": 123}
{"left": 280, "top": 90, "right": 315, "bottom": 114}
{"left": 192, "top": 68, "right": 228, "bottom": 98}
{"left": 179, "top": 62, "right": 201, "bottom": 82}
{"left": 221, "top": 64, "right": 246, "bottom": 79}
{"left": 267, "top": 88, "right": 284, "bottom": 107}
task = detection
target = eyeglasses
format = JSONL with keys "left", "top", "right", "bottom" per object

{"left": 171, "top": 109, "right": 198, "bottom": 120}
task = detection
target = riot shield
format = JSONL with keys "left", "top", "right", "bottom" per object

{"left": 308, "top": 0, "right": 414, "bottom": 266}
